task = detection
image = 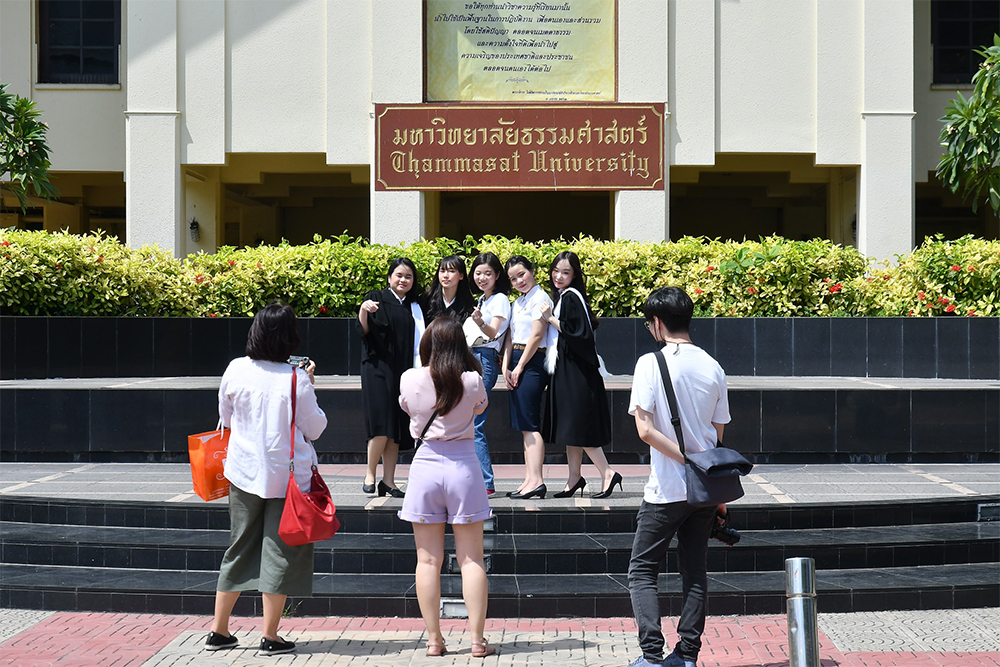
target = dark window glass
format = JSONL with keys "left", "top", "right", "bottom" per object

{"left": 932, "top": 1, "right": 1000, "bottom": 84}
{"left": 82, "top": 0, "right": 115, "bottom": 19}
{"left": 49, "top": 20, "right": 81, "bottom": 47}
{"left": 48, "top": 0, "right": 80, "bottom": 19}
{"left": 38, "top": 0, "right": 120, "bottom": 84}
{"left": 82, "top": 21, "right": 114, "bottom": 47}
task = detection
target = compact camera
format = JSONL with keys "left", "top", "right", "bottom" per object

{"left": 287, "top": 355, "right": 310, "bottom": 368}
{"left": 710, "top": 510, "right": 741, "bottom": 547}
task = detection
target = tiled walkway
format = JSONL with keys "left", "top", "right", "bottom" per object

{"left": 1, "top": 610, "right": 998, "bottom": 666}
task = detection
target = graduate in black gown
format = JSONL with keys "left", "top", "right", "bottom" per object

{"left": 422, "top": 255, "right": 476, "bottom": 325}
{"left": 357, "top": 257, "right": 425, "bottom": 498}
{"left": 540, "top": 251, "right": 622, "bottom": 499}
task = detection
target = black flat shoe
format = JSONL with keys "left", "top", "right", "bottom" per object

{"left": 204, "top": 632, "right": 238, "bottom": 651}
{"left": 259, "top": 637, "right": 295, "bottom": 656}
{"left": 509, "top": 483, "right": 546, "bottom": 500}
{"left": 592, "top": 472, "right": 623, "bottom": 499}
{"left": 553, "top": 477, "right": 587, "bottom": 498}
{"left": 377, "top": 481, "right": 405, "bottom": 498}
{"left": 362, "top": 482, "right": 376, "bottom": 494}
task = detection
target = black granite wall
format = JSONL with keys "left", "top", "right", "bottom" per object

{"left": 2, "top": 316, "right": 998, "bottom": 381}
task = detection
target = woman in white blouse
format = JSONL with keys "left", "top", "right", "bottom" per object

{"left": 207, "top": 303, "right": 327, "bottom": 657}
{"left": 502, "top": 255, "right": 552, "bottom": 500}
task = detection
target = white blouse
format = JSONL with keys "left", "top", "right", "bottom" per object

{"left": 219, "top": 357, "right": 328, "bottom": 498}
{"left": 509, "top": 284, "right": 553, "bottom": 346}
{"left": 474, "top": 292, "right": 512, "bottom": 352}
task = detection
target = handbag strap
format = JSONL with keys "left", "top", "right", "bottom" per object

{"left": 416, "top": 409, "right": 440, "bottom": 445}
{"left": 289, "top": 368, "right": 298, "bottom": 470}
{"left": 654, "top": 349, "right": 687, "bottom": 459}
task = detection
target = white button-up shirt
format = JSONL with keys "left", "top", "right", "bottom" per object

{"left": 219, "top": 357, "right": 328, "bottom": 498}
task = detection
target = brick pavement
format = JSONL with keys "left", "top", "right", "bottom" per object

{"left": 2, "top": 612, "right": 999, "bottom": 667}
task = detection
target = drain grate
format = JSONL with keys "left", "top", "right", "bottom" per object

{"left": 440, "top": 598, "right": 468, "bottom": 618}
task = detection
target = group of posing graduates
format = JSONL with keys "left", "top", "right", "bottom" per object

{"left": 356, "top": 251, "right": 623, "bottom": 501}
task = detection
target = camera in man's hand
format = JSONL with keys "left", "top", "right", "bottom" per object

{"left": 287, "top": 355, "right": 310, "bottom": 368}
{"left": 710, "top": 510, "right": 741, "bottom": 547}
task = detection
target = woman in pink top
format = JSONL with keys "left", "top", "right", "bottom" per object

{"left": 398, "top": 318, "right": 496, "bottom": 658}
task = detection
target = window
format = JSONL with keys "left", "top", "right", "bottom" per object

{"left": 38, "top": 0, "right": 120, "bottom": 84}
{"left": 932, "top": 0, "right": 1000, "bottom": 85}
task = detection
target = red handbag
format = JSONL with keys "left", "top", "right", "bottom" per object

{"left": 278, "top": 368, "right": 340, "bottom": 546}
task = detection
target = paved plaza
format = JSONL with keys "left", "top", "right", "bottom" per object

{"left": 0, "top": 609, "right": 999, "bottom": 666}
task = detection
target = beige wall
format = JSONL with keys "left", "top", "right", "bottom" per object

{"left": 0, "top": 0, "right": 961, "bottom": 259}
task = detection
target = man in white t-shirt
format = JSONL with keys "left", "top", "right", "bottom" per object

{"left": 625, "top": 287, "right": 731, "bottom": 667}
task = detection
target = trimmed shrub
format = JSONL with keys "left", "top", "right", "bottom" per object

{"left": 0, "top": 230, "right": 997, "bottom": 317}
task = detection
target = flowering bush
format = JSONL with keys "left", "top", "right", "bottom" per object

{"left": 0, "top": 230, "right": 997, "bottom": 317}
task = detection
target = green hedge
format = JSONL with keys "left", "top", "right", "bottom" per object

{"left": 1, "top": 230, "right": 997, "bottom": 317}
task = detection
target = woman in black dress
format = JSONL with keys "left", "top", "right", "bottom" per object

{"left": 540, "top": 251, "right": 622, "bottom": 499}
{"left": 357, "top": 257, "right": 424, "bottom": 498}
{"left": 422, "top": 255, "right": 476, "bottom": 324}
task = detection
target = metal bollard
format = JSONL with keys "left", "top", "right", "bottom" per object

{"left": 785, "top": 557, "right": 819, "bottom": 667}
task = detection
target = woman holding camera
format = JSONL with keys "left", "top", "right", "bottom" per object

{"left": 358, "top": 257, "right": 424, "bottom": 498}
{"left": 398, "top": 318, "right": 496, "bottom": 658}
{"left": 206, "top": 303, "right": 327, "bottom": 657}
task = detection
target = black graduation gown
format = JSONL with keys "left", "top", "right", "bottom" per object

{"left": 542, "top": 291, "right": 612, "bottom": 448}
{"left": 357, "top": 288, "right": 418, "bottom": 449}
{"left": 421, "top": 294, "right": 473, "bottom": 326}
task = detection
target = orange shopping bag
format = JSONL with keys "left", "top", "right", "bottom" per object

{"left": 188, "top": 425, "right": 231, "bottom": 501}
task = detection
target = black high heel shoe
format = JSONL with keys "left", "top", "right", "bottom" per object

{"left": 377, "top": 481, "right": 405, "bottom": 498}
{"left": 509, "top": 484, "right": 546, "bottom": 500}
{"left": 362, "top": 482, "right": 376, "bottom": 494}
{"left": 592, "top": 472, "right": 623, "bottom": 499}
{"left": 553, "top": 478, "right": 587, "bottom": 498}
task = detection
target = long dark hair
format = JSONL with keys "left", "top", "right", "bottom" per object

{"left": 548, "top": 251, "right": 599, "bottom": 330}
{"left": 424, "top": 255, "right": 475, "bottom": 321}
{"left": 246, "top": 302, "right": 301, "bottom": 362}
{"left": 418, "top": 318, "right": 482, "bottom": 415}
{"left": 387, "top": 257, "right": 419, "bottom": 304}
{"left": 469, "top": 252, "right": 510, "bottom": 297}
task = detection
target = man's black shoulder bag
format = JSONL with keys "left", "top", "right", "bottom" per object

{"left": 654, "top": 349, "right": 753, "bottom": 507}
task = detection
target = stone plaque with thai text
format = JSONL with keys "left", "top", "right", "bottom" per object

{"left": 375, "top": 103, "right": 663, "bottom": 191}
{"left": 425, "top": 0, "right": 616, "bottom": 102}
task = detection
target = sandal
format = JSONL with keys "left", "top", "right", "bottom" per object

{"left": 471, "top": 639, "right": 496, "bottom": 657}
{"left": 425, "top": 641, "right": 448, "bottom": 657}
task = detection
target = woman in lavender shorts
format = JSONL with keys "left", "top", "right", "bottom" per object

{"left": 398, "top": 317, "right": 496, "bottom": 658}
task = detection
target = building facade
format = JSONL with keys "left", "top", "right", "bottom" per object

{"left": 1, "top": 0, "right": 997, "bottom": 261}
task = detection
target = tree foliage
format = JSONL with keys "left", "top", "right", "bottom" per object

{"left": 937, "top": 34, "right": 1000, "bottom": 215}
{"left": 0, "top": 81, "right": 58, "bottom": 212}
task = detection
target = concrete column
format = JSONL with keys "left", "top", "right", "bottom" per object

{"left": 0, "top": 0, "right": 31, "bottom": 96}
{"left": 370, "top": 0, "right": 423, "bottom": 244}
{"left": 328, "top": 0, "right": 371, "bottom": 165}
{"left": 125, "top": 0, "right": 181, "bottom": 254}
{"left": 858, "top": 0, "right": 914, "bottom": 261}
{"left": 616, "top": 0, "right": 669, "bottom": 242}
{"left": 178, "top": 0, "right": 225, "bottom": 165}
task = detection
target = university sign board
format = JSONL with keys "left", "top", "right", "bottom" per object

{"left": 374, "top": 103, "right": 664, "bottom": 191}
